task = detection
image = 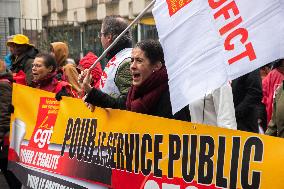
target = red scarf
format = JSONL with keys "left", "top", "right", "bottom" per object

{"left": 126, "top": 66, "right": 169, "bottom": 114}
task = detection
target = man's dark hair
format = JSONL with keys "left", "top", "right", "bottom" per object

{"left": 102, "top": 15, "right": 132, "bottom": 45}
{"left": 272, "top": 59, "right": 284, "bottom": 69}
{"left": 135, "top": 40, "right": 165, "bottom": 65}
{"left": 36, "top": 53, "right": 57, "bottom": 72}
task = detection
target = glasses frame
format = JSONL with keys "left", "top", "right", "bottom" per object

{"left": 98, "top": 31, "right": 105, "bottom": 38}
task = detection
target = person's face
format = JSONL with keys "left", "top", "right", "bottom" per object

{"left": 32, "top": 57, "right": 53, "bottom": 81}
{"left": 100, "top": 24, "right": 112, "bottom": 50}
{"left": 130, "top": 48, "right": 161, "bottom": 87}
{"left": 8, "top": 44, "right": 15, "bottom": 54}
{"left": 13, "top": 44, "right": 28, "bottom": 56}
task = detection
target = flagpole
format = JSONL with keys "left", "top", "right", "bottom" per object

{"left": 89, "top": 0, "right": 156, "bottom": 70}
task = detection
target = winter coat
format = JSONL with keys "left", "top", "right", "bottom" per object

{"left": 265, "top": 81, "right": 284, "bottom": 137}
{"left": 98, "top": 41, "right": 133, "bottom": 98}
{"left": 262, "top": 68, "right": 284, "bottom": 124}
{"left": 85, "top": 88, "right": 190, "bottom": 122}
{"left": 11, "top": 46, "right": 38, "bottom": 86}
{"left": 85, "top": 66, "right": 190, "bottom": 122}
{"left": 189, "top": 84, "right": 237, "bottom": 130}
{"left": 50, "top": 42, "right": 81, "bottom": 93}
{"left": 0, "top": 70, "right": 13, "bottom": 137}
{"left": 232, "top": 69, "right": 263, "bottom": 133}
{"left": 32, "top": 73, "right": 76, "bottom": 97}
{"left": 98, "top": 48, "right": 132, "bottom": 98}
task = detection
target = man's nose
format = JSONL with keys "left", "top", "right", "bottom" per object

{"left": 130, "top": 62, "right": 137, "bottom": 70}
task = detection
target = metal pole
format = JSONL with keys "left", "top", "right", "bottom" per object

{"left": 137, "top": 23, "right": 142, "bottom": 42}
{"left": 89, "top": 0, "right": 155, "bottom": 70}
{"left": 80, "top": 26, "right": 84, "bottom": 59}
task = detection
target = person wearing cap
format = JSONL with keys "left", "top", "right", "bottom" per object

{"left": 6, "top": 34, "right": 39, "bottom": 86}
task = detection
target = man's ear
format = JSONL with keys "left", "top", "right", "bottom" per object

{"left": 106, "top": 34, "right": 113, "bottom": 43}
{"left": 153, "top": 62, "right": 163, "bottom": 72}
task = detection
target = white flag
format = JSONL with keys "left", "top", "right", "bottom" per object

{"left": 153, "top": 0, "right": 284, "bottom": 113}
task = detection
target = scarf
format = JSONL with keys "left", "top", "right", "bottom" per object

{"left": 126, "top": 66, "right": 169, "bottom": 114}
{"left": 32, "top": 72, "right": 58, "bottom": 88}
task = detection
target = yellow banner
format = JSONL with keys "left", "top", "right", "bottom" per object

{"left": 10, "top": 83, "right": 284, "bottom": 189}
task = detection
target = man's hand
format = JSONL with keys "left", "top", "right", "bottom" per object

{"left": 82, "top": 94, "right": 95, "bottom": 112}
{"left": 78, "top": 69, "right": 92, "bottom": 93}
{"left": 78, "top": 69, "right": 88, "bottom": 84}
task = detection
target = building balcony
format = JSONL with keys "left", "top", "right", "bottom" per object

{"left": 85, "top": 0, "right": 98, "bottom": 8}
{"left": 99, "top": 0, "right": 119, "bottom": 4}
{"left": 55, "top": 0, "right": 67, "bottom": 13}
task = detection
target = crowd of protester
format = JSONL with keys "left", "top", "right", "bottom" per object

{"left": 0, "top": 15, "right": 284, "bottom": 188}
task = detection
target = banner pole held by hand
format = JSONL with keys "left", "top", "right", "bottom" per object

{"left": 88, "top": 0, "right": 156, "bottom": 72}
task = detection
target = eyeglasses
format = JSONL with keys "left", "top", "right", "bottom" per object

{"left": 98, "top": 31, "right": 105, "bottom": 38}
{"left": 32, "top": 64, "right": 43, "bottom": 68}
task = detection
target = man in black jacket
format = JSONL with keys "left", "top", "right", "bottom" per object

{"left": 0, "top": 60, "right": 22, "bottom": 189}
{"left": 7, "top": 34, "right": 38, "bottom": 86}
{"left": 232, "top": 69, "right": 263, "bottom": 133}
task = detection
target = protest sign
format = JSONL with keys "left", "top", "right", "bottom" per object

{"left": 9, "top": 84, "right": 284, "bottom": 188}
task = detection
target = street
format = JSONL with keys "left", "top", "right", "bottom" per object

{"left": 0, "top": 172, "right": 9, "bottom": 189}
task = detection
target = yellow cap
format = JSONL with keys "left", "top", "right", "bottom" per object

{"left": 6, "top": 34, "right": 34, "bottom": 46}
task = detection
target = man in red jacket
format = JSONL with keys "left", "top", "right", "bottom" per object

{"left": 262, "top": 59, "right": 284, "bottom": 124}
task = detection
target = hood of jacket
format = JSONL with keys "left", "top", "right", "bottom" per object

{"left": 51, "top": 42, "right": 69, "bottom": 68}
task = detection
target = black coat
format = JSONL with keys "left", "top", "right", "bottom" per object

{"left": 11, "top": 46, "right": 38, "bottom": 86}
{"left": 232, "top": 69, "right": 262, "bottom": 133}
{"left": 85, "top": 88, "right": 190, "bottom": 122}
{"left": 0, "top": 70, "right": 13, "bottom": 136}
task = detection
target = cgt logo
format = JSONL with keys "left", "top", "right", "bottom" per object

{"left": 166, "top": 0, "right": 193, "bottom": 16}
{"left": 33, "top": 127, "right": 53, "bottom": 148}
{"left": 28, "top": 97, "right": 59, "bottom": 149}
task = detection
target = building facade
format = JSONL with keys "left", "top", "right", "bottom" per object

{"left": 40, "top": 0, "right": 158, "bottom": 60}
{"left": 0, "top": 0, "right": 158, "bottom": 61}
{"left": 0, "top": 0, "right": 21, "bottom": 58}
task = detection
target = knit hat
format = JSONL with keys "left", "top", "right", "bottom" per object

{"left": 79, "top": 52, "right": 102, "bottom": 87}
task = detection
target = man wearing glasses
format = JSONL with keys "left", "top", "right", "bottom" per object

{"left": 96, "top": 15, "right": 133, "bottom": 98}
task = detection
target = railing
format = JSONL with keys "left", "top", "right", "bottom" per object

{"left": 0, "top": 17, "right": 158, "bottom": 67}
{"left": 0, "top": 18, "right": 97, "bottom": 61}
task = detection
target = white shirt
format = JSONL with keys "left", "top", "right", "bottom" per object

{"left": 189, "top": 84, "right": 237, "bottom": 130}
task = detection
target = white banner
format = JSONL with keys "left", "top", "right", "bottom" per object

{"left": 153, "top": 0, "right": 284, "bottom": 113}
